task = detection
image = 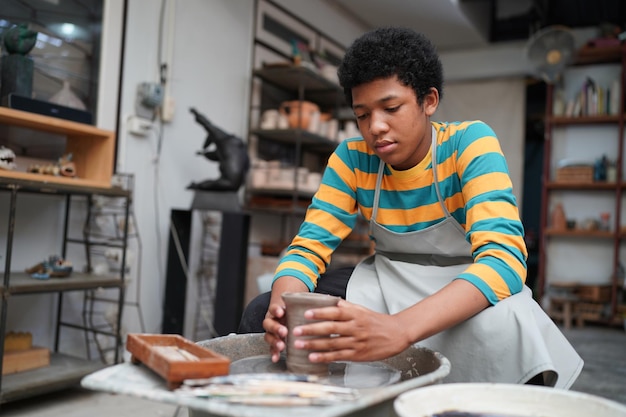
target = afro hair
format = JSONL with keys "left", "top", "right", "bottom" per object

{"left": 337, "top": 27, "right": 443, "bottom": 107}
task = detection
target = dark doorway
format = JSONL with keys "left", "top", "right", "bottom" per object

{"left": 522, "top": 79, "right": 546, "bottom": 293}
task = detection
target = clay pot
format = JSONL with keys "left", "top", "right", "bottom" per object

{"left": 281, "top": 292, "right": 339, "bottom": 375}
{"left": 279, "top": 100, "right": 320, "bottom": 130}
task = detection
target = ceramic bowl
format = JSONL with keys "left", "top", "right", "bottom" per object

{"left": 394, "top": 383, "right": 626, "bottom": 417}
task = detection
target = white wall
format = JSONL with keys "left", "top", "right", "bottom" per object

{"left": 114, "top": 0, "right": 255, "bottom": 338}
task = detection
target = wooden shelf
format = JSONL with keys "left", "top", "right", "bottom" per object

{"left": 548, "top": 114, "right": 623, "bottom": 125}
{"left": 0, "top": 272, "right": 123, "bottom": 296}
{"left": 254, "top": 65, "right": 344, "bottom": 109}
{"left": 0, "top": 107, "right": 116, "bottom": 189}
{"left": 573, "top": 44, "right": 624, "bottom": 65}
{"left": 0, "top": 353, "right": 105, "bottom": 404}
{"left": 546, "top": 181, "right": 617, "bottom": 190}
{"left": 252, "top": 128, "right": 337, "bottom": 151}
{"left": 254, "top": 65, "right": 341, "bottom": 93}
{"left": 0, "top": 175, "right": 129, "bottom": 197}
{"left": 544, "top": 229, "right": 614, "bottom": 238}
{"left": 245, "top": 193, "right": 310, "bottom": 215}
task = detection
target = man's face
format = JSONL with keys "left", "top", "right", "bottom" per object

{"left": 351, "top": 76, "right": 438, "bottom": 171}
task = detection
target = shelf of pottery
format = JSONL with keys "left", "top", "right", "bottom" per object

{"left": 248, "top": 95, "right": 359, "bottom": 197}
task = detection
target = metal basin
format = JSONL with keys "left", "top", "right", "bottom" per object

{"left": 188, "top": 333, "right": 450, "bottom": 417}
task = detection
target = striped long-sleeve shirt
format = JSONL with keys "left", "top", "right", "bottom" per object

{"left": 274, "top": 120, "right": 528, "bottom": 305}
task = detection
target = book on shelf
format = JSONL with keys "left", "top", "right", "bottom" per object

{"left": 563, "top": 77, "right": 621, "bottom": 118}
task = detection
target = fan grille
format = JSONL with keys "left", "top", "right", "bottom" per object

{"left": 526, "top": 26, "right": 576, "bottom": 83}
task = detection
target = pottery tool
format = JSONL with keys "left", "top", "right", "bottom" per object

{"left": 182, "top": 373, "right": 318, "bottom": 386}
{"left": 175, "top": 377, "right": 359, "bottom": 405}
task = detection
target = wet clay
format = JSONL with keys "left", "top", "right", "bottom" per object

{"left": 229, "top": 355, "right": 401, "bottom": 388}
{"left": 281, "top": 292, "right": 340, "bottom": 375}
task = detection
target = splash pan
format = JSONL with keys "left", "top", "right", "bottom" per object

{"left": 82, "top": 333, "right": 450, "bottom": 417}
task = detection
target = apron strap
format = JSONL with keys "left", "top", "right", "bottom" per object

{"left": 430, "top": 125, "right": 452, "bottom": 218}
{"left": 370, "top": 161, "right": 386, "bottom": 234}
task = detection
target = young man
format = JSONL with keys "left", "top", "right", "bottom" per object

{"left": 239, "top": 27, "right": 582, "bottom": 387}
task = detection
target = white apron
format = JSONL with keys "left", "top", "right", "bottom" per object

{"left": 346, "top": 128, "right": 583, "bottom": 388}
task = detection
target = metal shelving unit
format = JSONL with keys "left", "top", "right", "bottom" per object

{"left": 0, "top": 177, "right": 131, "bottom": 404}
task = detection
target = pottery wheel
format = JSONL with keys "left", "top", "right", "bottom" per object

{"left": 229, "top": 355, "right": 401, "bottom": 388}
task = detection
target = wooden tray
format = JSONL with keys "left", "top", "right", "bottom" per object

{"left": 126, "top": 333, "right": 230, "bottom": 389}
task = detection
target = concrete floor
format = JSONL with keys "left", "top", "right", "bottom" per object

{"left": 1, "top": 325, "right": 625, "bottom": 417}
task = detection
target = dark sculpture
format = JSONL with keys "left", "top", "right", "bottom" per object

{"left": 187, "top": 108, "right": 249, "bottom": 191}
{"left": 1, "top": 23, "right": 38, "bottom": 101}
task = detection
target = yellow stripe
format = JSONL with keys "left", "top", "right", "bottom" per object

{"left": 463, "top": 263, "right": 512, "bottom": 300}
{"left": 354, "top": 168, "right": 378, "bottom": 188}
{"left": 304, "top": 208, "right": 353, "bottom": 238}
{"left": 435, "top": 156, "right": 460, "bottom": 182}
{"left": 315, "top": 183, "right": 356, "bottom": 211}
{"left": 467, "top": 201, "right": 520, "bottom": 223}
{"left": 463, "top": 172, "right": 512, "bottom": 200}
{"left": 381, "top": 171, "right": 434, "bottom": 190}
{"left": 444, "top": 120, "right": 479, "bottom": 139}
{"left": 289, "top": 237, "right": 331, "bottom": 262}
{"left": 470, "top": 231, "right": 528, "bottom": 257}
{"left": 474, "top": 247, "right": 527, "bottom": 282}
{"left": 327, "top": 153, "right": 353, "bottom": 181}
{"left": 276, "top": 259, "right": 320, "bottom": 285}
{"left": 346, "top": 140, "right": 374, "bottom": 153}
{"left": 457, "top": 136, "right": 502, "bottom": 177}
{"left": 374, "top": 201, "right": 442, "bottom": 225}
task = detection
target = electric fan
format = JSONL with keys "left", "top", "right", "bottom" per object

{"left": 525, "top": 25, "right": 576, "bottom": 84}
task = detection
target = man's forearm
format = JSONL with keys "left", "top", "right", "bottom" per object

{"left": 395, "top": 279, "right": 490, "bottom": 344}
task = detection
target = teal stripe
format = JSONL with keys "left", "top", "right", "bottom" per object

{"left": 384, "top": 219, "right": 445, "bottom": 233}
{"left": 376, "top": 187, "right": 439, "bottom": 209}
{"left": 465, "top": 189, "right": 518, "bottom": 211}
{"left": 273, "top": 268, "right": 315, "bottom": 291}
{"left": 337, "top": 138, "right": 381, "bottom": 174}
{"left": 462, "top": 153, "right": 510, "bottom": 182}
{"left": 283, "top": 251, "right": 322, "bottom": 271}
{"left": 323, "top": 167, "right": 353, "bottom": 196}
{"left": 473, "top": 241, "right": 527, "bottom": 266}
{"left": 470, "top": 218, "right": 524, "bottom": 235}
{"left": 480, "top": 256, "right": 524, "bottom": 293}
{"left": 456, "top": 274, "right": 499, "bottom": 305}
{"left": 298, "top": 221, "right": 343, "bottom": 249}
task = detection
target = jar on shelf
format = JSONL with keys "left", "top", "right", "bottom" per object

{"left": 551, "top": 203, "right": 567, "bottom": 231}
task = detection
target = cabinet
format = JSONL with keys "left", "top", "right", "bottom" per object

{"left": 538, "top": 44, "right": 626, "bottom": 326}
{"left": 0, "top": 109, "right": 130, "bottom": 404}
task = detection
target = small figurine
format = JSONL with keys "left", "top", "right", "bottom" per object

{"left": 187, "top": 108, "right": 249, "bottom": 191}
{"left": 0, "top": 146, "right": 16, "bottom": 170}
{"left": 27, "top": 153, "right": 76, "bottom": 177}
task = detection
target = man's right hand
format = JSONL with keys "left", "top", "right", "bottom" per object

{"left": 263, "top": 276, "right": 309, "bottom": 363}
